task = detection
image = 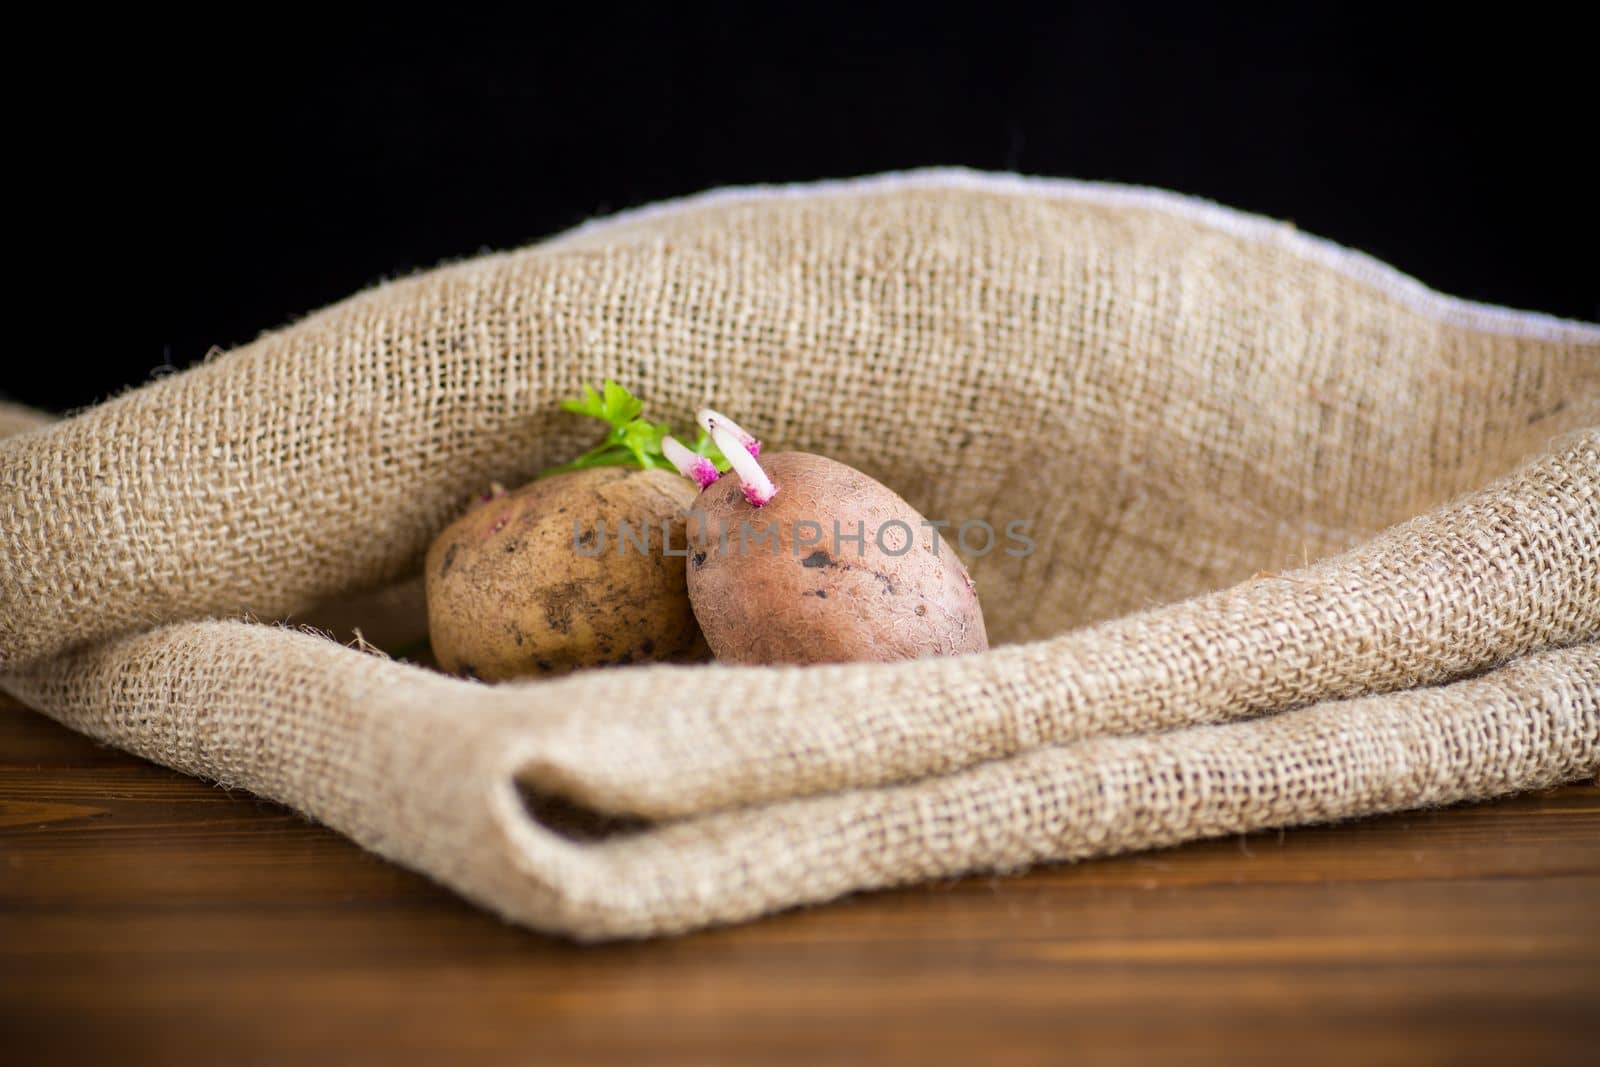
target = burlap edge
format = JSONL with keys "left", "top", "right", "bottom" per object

{"left": 477, "top": 641, "right": 1600, "bottom": 940}
{"left": 553, "top": 167, "right": 1600, "bottom": 343}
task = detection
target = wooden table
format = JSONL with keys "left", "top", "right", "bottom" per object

{"left": 3, "top": 693, "right": 1596, "bottom": 1064}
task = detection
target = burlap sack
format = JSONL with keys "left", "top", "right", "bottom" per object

{"left": 2, "top": 169, "right": 1596, "bottom": 939}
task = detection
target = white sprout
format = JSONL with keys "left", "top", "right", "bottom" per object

{"left": 710, "top": 424, "right": 778, "bottom": 506}
{"left": 696, "top": 408, "right": 761, "bottom": 457}
{"left": 661, "top": 434, "right": 721, "bottom": 490}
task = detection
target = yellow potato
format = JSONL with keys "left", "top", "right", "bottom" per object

{"left": 425, "top": 467, "right": 708, "bottom": 680}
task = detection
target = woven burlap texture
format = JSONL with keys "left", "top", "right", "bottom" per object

{"left": 2, "top": 170, "right": 1597, "bottom": 939}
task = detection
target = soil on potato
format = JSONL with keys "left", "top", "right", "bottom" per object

{"left": 425, "top": 467, "right": 710, "bottom": 681}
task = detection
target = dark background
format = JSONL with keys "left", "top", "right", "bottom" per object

{"left": 16, "top": 5, "right": 1596, "bottom": 413}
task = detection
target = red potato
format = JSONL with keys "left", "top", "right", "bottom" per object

{"left": 664, "top": 412, "right": 987, "bottom": 666}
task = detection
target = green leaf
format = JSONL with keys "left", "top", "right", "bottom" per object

{"left": 557, "top": 379, "right": 644, "bottom": 432}
{"left": 601, "top": 380, "right": 644, "bottom": 428}
{"left": 558, "top": 383, "right": 605, "bottom": 420}
{"left": 541, "top": 379, "right": 738, "bottom": 479}
{"left": 615, "top": 419, "right": 664, "bottom": 469}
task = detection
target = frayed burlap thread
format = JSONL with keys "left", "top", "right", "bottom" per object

{"left": 2, "top": 170, "right": 1597, "bottom": 938}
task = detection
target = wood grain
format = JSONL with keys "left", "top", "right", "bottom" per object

{"left": 2, "top": 693, "right": 1596, "bottom": 1065}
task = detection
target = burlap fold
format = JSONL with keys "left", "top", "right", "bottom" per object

{"left": 2, "top": 170, "right": 1596, "bottom": 938}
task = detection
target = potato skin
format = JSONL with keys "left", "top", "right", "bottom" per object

{"left": 425, "top": 468, "right": 709, "bottom": 680}
{"left": 686, "top": 452, "right": 988, "bottom": 665}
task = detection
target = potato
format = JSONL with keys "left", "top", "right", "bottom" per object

{"left": 685, "top": 451, "right": 988, "bottom": 665}
{"left": 425, "top": 467, "right": 708, "bottom": 680}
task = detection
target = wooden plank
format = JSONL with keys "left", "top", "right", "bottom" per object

{"left": 2, "top": 696, "right": 1596, "bottom": 1064}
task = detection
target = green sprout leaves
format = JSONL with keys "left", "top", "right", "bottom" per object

{"left": 558, "top": 379, "right": 644, "bottom": 430}
{"left": 541, "top": 379, "right": 733, "bottom": 477}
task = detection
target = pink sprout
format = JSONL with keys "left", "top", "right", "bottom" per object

{"left": 661, "top": 435, "right": 722, "bottom": 490}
